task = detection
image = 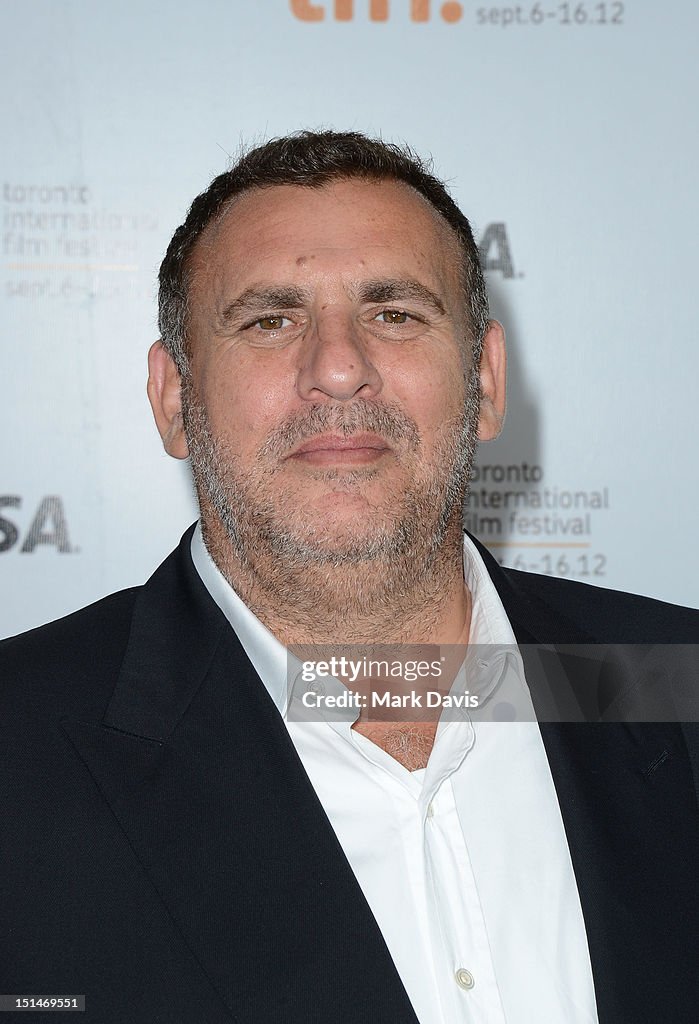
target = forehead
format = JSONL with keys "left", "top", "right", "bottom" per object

{"left": 188, "top": 178, "right": 463, "bottom": 304}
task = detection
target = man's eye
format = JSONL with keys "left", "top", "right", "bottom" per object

{"left": 377, "top": 309, "right": 409, "bottom": 324}
{"left": 257, "top": 315, "right": 290, "bottom": 330}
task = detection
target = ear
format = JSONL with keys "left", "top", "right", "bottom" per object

{"left": 147, "top": 341, "right": 190, "bottom": 459}
{"left": 477, "top": 320, "right": 507, "bottom": 441}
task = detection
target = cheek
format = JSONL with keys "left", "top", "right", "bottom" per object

{"left": 199, "top": 360, "right": 292, "bottom": 452}
{"left": 389, "top": 354, "right": 468, "bottom": 435}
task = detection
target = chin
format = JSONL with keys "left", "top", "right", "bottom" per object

{"left": 263, "top": 516, "right": 410, "bottom": 566}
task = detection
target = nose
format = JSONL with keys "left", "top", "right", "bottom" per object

{"left": 296, "top": 312, "right": 382, "bottom": 402}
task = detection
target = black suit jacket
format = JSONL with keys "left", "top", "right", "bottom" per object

{"left": 1, "top": 526, "right": 697, "bottom": 1023}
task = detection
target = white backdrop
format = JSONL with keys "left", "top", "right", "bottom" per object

{"left": 2, "top": 0, "right": 697, "bottom": 638}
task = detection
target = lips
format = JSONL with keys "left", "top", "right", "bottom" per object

{"left": 287, "top": 433, "right": 392, "bottom": 464}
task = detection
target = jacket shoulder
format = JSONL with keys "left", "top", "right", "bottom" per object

{"left": 0, "top": 587, "right": 141, "bottom": 715}
{"left": 501, "top": 564, "right": 699, "bottom": 643}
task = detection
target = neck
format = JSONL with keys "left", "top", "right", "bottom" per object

{"left": 200, "top": 506, "right": 471, "bottom": 647}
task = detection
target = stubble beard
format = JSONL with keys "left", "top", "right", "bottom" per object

{"left": 182, "top": 372, "right": 481, "bottom": 635}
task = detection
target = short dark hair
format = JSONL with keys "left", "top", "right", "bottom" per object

{"left": 158, "top": 129, "right": 489, "bottom": 375}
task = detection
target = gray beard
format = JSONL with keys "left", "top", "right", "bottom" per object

{"left": 181, "top": 372, "right": 481, "bottom": 630}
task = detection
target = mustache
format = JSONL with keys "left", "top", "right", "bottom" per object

{"left": 258, "top": 401, "right": 421, "bottom": 460}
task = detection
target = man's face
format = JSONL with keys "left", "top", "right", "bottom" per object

{"left": 177, "top": 178, "right": 483, "bottom": 568}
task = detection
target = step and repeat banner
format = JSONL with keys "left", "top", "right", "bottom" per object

{"left": 2, "top": 1, "right": 697, "bottom": 637}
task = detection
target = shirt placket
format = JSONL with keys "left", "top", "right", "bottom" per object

{"left": 422, "top": 771, "right": 507, "bottom": 1024}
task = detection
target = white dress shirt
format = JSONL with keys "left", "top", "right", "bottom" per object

{"left": 191, "top": 524, "right": 599, "bottom": 1024}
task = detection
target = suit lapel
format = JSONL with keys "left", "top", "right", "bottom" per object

{"left": 62, "top": 530, "right": 419, "bottom": 1024}
{"left": 470, "top": 535, "right": 699, "bottom": 1023}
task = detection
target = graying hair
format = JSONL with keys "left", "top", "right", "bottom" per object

{"left": 158, "top": 129, "right": 490, "bottom": 377}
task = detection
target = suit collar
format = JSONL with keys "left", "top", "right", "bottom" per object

{"left": 102, "top": 523, "right": 226, "bottom": 742}
{"left": 465, "top": 531, "right": 597, "bottom": 646}
{"left": 103, "top": 524, "right": 652, "bottom": 739}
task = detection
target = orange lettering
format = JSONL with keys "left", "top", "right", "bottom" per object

{"left": 334, "top": 0, "right": 390, "bottom": 18}
{"left": 411, "top": 0, "right": 429, "bottom": 20}
{"left": 290, "top": 0, "right": 325, "bottom": 20}
{"left": 370, "top": 0, "right": 389, "bottom": 19}
{"left": 441, "top": 1, "right": 462, "bottom": 20}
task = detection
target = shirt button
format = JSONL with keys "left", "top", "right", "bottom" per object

{"left": 426, "top": 802, "right": 435, "bottom": 819}
{"left": 455, "top": 967, "right": 475, "bottom": 990}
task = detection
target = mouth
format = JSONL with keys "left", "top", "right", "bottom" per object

{"left": 286, "top": 433, "right": 393, "bottom": 466}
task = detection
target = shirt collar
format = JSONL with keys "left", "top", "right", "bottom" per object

{"left": 190, "top": 522, "right": 521, "bottom": 717}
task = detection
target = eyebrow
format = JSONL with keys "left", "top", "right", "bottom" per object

{"left": 217, "top": 277, "right": 447, "bottom": 328}
{"left": 218, "top": 286, "right": 309, "bottom": 328}
{"left": 356, "top": 278, "right": 446, "bottom": 316}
